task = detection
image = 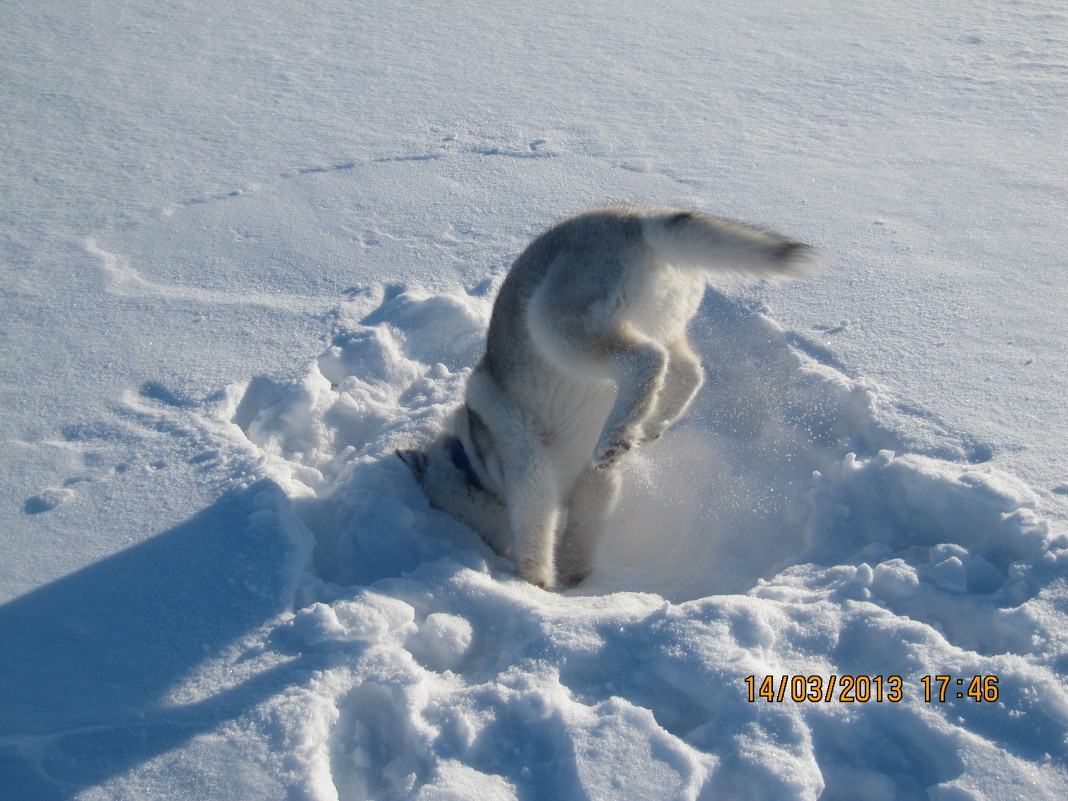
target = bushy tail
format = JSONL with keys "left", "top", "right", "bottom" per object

{"left": 639, "top": 207, "right": 825, "bottom": 281}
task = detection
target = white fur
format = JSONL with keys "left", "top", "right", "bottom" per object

{"left": 398, "top": 205, "right": 821, "bottom": 589}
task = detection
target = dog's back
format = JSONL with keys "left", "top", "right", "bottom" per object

{"left": 484, "top": 204, "right": 818, "bottom": 376}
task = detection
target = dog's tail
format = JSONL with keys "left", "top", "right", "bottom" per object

{"left": 640, "top": 207, "right": 825, "bottom": 281}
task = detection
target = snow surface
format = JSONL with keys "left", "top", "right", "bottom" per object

{"left": 2, "top": 1, "right": 1067, "bottom": 799}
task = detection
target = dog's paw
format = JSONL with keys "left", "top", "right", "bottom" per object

{"left": 593, "top": 438, "right": 634, "bottom": 470}
{"left": 561, "top": 571, "right": 589, "bottom": 589}
{"left": 640, "top": 427, "right": 664, "bottom": 443}
{"left": 520, "top": 568, "right": 555, "bottom": 590}
{"left": 639, "top": 416, "right": 675, "bottom": 443}
{"left": 517, "top": 555, "right": 555, "bottom": 590}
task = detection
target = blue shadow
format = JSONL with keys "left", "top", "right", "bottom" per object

{"left": 0, "top": 480, "right": 304, "bottom": 799}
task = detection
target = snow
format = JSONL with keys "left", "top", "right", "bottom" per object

{"left": 2, "top": 0, "right": 1067, "bottom": 799}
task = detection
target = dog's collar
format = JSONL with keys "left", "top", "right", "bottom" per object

{"left": 450, "top": 438, "right": 487, "bottom": 492}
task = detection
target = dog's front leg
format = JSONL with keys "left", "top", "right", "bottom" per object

{"left": 558, "top": 466, "right": 621, "bottom": 587}
{"left": 504, "top": 450, "right": 561, "bottom": 589}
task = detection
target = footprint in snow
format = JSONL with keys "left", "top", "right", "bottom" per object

{"left": 24, "top": 487, "right": 76, "bottom": 514}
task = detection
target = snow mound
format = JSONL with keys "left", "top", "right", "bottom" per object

{"left": 218, "top": 284, "right": 1061, "bottom": 604}
{"left": 100, "top": 281, "right": 1066, "bottom": 800}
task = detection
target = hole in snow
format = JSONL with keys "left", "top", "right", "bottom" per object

{"left": 222, "top": 285, "right": 1056, "bottom": 616}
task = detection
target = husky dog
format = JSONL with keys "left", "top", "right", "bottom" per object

{"left": 398, "top": 205, "right": 820, "bottom": 589}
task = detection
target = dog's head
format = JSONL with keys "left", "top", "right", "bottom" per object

{"left": 396, "top": 424, "right": 509, "bottom": 553}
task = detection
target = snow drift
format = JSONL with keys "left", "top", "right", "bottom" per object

{"left": 71, "top": 276, "right": 1061, "bottom": 801}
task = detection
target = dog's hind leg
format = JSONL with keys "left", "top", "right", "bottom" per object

{"left": 557, "top": 466, "right": 621, "bottom": 587}
{"left": 640, "top": 336, "right": 704, "bottom": 442}
{"left": 593, "top": 331, "right": 668, "bottom": 469}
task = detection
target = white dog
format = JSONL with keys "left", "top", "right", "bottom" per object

{"left": 398, "top": 205, "right": 820, "bottom": 588}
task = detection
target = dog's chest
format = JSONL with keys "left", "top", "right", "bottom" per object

{"left": 538, "top": 373, "right": 615, "bottom": 451}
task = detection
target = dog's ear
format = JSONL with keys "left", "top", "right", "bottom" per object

{"left": 395, "top": 448, "right": 428, "bottom": 478}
